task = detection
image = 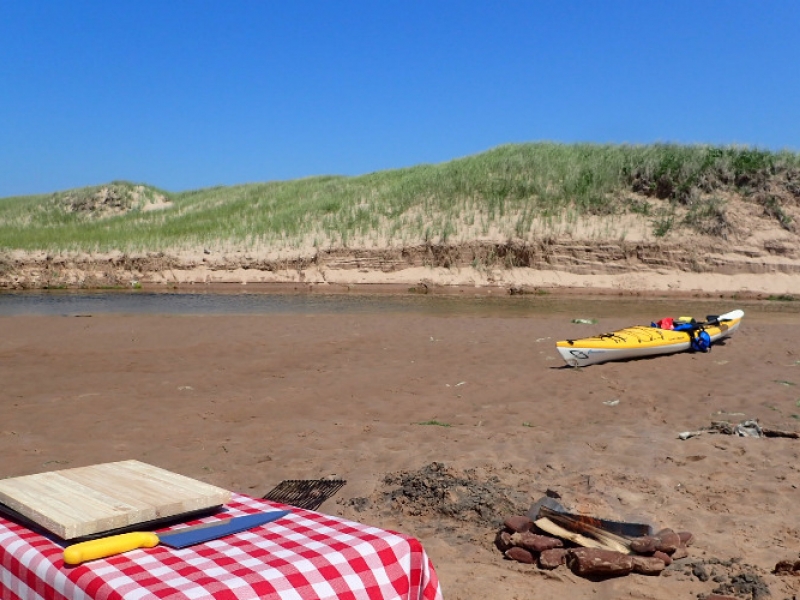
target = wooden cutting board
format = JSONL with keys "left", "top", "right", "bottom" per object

{"left": 0, "top": 460, "right": 231, "bottom": 539}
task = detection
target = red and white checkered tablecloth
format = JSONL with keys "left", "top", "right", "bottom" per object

{"left": 0, "top": 493, "right": 442, "bottom": 600}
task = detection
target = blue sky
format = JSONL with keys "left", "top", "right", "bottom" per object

{"left": 1, "top": 1, "right": 798, "bottom": 197}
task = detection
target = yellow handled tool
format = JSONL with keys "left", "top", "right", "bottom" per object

{"left": 63, "top": 510, "right": 290, "bottom": 565}
{"left": 64, "top": 532, "right": 160, "bottom": 565}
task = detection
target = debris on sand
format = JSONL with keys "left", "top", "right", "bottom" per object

{"left": 679, "top": 418, "right": 799, "bottom": 440}
{"left": 381, "top": 462, "right": 530, "bottom": 527}
{"left": 774, "top": 558, "right": 800, "bottom": 576}
{"left": 699, "top": 564, "right": 772, "bottom": 600}
{"left": 346, "top": 462, "right": 531, "bottom": 528}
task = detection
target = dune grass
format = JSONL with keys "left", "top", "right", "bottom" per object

{"left": 1, "top": 143, "right": 799, "bottom": 253}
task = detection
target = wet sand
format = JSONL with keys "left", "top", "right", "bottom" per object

{"left": 1, "top": 303, "right": 799, "bottom": 599}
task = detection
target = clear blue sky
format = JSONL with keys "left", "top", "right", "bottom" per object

{"left": 1, "top": 1, "right": 798, "bottom": 197}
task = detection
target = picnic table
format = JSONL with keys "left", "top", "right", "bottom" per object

{"left": 0, "top": 493, "right": 442, "bottom": 600}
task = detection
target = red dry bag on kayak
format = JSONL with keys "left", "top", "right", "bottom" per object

{"left": 654, "top": 317, "right": 674, "bottom": 330}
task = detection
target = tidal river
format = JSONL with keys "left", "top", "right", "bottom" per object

{"left": 0, "top": 288, "right": 796, "bottom": 322}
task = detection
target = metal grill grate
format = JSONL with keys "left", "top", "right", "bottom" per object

{"left": 262, "top": 479, "right": 346, "bottom": 511}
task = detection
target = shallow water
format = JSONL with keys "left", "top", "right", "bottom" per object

{"left": 0, "top": 289, "right": 797, "bottom": 322}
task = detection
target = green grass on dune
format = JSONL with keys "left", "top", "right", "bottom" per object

{"left": 1, "top": 143, "right": 799, "bottom": 253}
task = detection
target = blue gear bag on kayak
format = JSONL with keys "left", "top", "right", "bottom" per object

{"left": 690, "top": 330, "right": 711, "bottom": 352}
{"left": 672, "top": 322, "right": 712, "bottom": 352}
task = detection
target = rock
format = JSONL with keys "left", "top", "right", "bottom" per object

{"left": 774, "top": 559, "right": 800, "bottom": 575}
{"left": 538, "top": 548, "right": 567, "bottom": 570}
{"left": 670, "top": 545, "right": 689, "bottom": 560}
{"left": 653, "top": 550, "right": 673, "bottom": 566}
{"left": 692, "top": 563, "right": 710, "bottom": 582}
{"left": 655, "top": 529, "right": 681, "bottom": 553}
{"left": 503, "top": 515, "right": 534, "bottom": 533}
{"left": 566, "top": 548, "right": 634, "bottom": 578}
{"left": 631, "top": 555, "right": 666, "bottom": 575}
{"left": 505, "top": 546, "right": 535, "bottom": 564}
{"left": 495, "top": 530, "right": 513, "bottom": 552}
{"left": 677, "top": 531, "right": 694, "bottom": 546}
{"left": 510, "top": 531, "right": 563, "bottom": 552}
{"left": 630, "top": 535, "right": 658, "bottom": 554}
{"left": 705, "top": 595, "right": 738, "bottom": 600}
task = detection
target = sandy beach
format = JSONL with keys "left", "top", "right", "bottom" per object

{"left": 1, "top": 296, "right": 799, "bottom": 599}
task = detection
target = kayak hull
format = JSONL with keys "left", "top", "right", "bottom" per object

{"left": 556, "top": 312, "right": 743, "bottom": 367}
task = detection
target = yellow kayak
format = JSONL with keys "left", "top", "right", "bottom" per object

{"left": 556, "top": 309, "right": 744, "bottom": 367}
